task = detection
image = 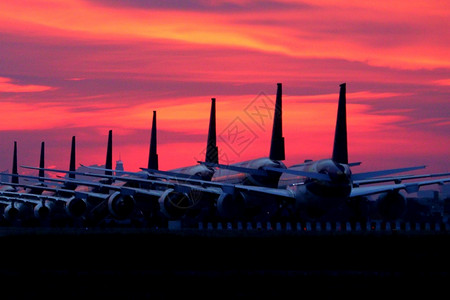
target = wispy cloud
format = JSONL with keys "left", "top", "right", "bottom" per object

{"left": 0, "top": 77, "right": 55, "bottom": 93}
{"left": 0, "top": 0, "right": 448, "bottom": 69}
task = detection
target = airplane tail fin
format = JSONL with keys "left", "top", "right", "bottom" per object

{"left": 69, "top": 136, "right": 76, "bottom": 179}
{"left": 205, "top": 98, "right": 219, "bottom": 164}
{"left": 12, "top": 141, "right": 18, "bottom": 184}
{"left": 39, "top": 141, "right": 45, "bottom": 182}
{"left": 148, "top": 111, "right": 159, "bottom": 170}
{"left": 269, "top": 83, "right": 285, "bottom": 161}
{"left": 332, "top": 83, "right": 349, "bottom": 164}
{"left": 105, "top": 130, "right": 113, "bottom": 176}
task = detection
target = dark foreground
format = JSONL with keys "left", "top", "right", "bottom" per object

{"left": 1, "top": 228, "right": 449, "bottom": 299}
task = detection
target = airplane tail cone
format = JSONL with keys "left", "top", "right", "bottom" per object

{"left": 269, "top": 83, "right": 285, "bottom": 161}
{"left": 332, "top": 83, "right": 349, "bottom": 164}
{"left": 205, "top": 98, "right": 219, "bottom": 164}
{"left": 148, "top": 111, "right": 159, "bottom": 170}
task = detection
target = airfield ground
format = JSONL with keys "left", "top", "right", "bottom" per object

{"left": 0, "top": 227, "right": 449, "bottom": 298}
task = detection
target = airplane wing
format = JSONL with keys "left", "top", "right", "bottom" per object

{"left": 22, "top": 165, "right": 297, "bottom": 202}
{"left": 351, "top": 165, "right": 426, "bottom": 180}
{"left": 198, "top": 161, "right": 332, "bottom": 181}
{"left": 2, "top": 173, "right": 165, "bottom": 198}
{"left": 79, "top": 164, "right": 204, "bottom": 180}
{"left": 0, "top": 190, "right": 74, "bottom": 204}
{"left": 0, "top": 180, "right": 110, "bottom": 200}
{"left": 353, "top": 172, "right": 450, "bottom": 187}
{"left": 349, "top": 178, "right": 450, "bottom": 198}
{"left": 234, "top": 183, "right": 296, "bottom": 199}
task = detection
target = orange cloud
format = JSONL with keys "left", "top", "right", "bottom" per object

{"left": 0, "top": 0, "right": 448, "bottom": 69}
{"left": 0, "top": 77, "right": 55, "bottom": 93}
{"left": 434, "top": 79, "right": 450, "bottom": 86}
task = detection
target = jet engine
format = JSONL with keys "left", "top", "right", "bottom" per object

{"left": 158, "top": 188, "right": 195, "bottom": 219}
{"left": 33, "top": 200, "right": 55, "bottom": 219}
{"left": 3, "top": 201, "right": 32, "bottom": 221}
{"left": 376, "top": 191, "right": 406, "bottom": 220}
{"left": 64, "top": 196, "right": 87, "bottom": 218}
{"left": 216, "top": 192, "right": 246, "bottom": 219}
{"left": 107, "top": 191, "right": 135, "bottom": 219}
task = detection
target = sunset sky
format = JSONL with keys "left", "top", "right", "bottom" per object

{"left": 0, "top": 0, "right": 448, "bottom": 177}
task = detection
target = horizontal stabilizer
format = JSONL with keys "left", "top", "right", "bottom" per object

{"left": 352, "top": 165, "right": 426, "bottom": 181}
{"left": 289, "top": 161, "right": 361, "bottom": 168}
{"left": 348, "top": 162, "right": 362, "bottom": 167}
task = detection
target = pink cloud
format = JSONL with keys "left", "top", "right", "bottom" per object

{"left": 0, "top": 77, "right": 55, "bottom": 93}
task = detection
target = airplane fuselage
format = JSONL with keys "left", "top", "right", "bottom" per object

{"left": 170, "top": 164, "right": 215, "bottom": 181}
{"left": 212, "top": 157, "right": 286, "bottom": 188}
{"left": 282, "top": 159, "right": 353, "bottom": 219}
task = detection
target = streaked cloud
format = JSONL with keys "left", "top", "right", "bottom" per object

{"left": 434, "top": 79, "right": 450, "bottom": 86}
{"left": 0, "top": 0, "right": 448, "bottom": 69}
{"left": 0, "top": 77, "right": 55, "bottom": 93}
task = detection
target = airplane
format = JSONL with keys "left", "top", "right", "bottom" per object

{"left": 198, "top": 82, "right": 287, "bottom": 188}
{"left": 269, "top": 83, "right": 449, "bottom": 222}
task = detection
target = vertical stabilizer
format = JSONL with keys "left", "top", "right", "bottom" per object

{"left": 105, "top": 130, "right": 113, "bottom": 176}
{"left": 205, "top": 98, "right": 219, "bottom": 164}
{"left": 148, "top": 111, "right": 159, "bottom": 170}
{"left": 332, "top": 83, "right": 349, "bottom": 164}
{"left": 269, "top": 83, "right": 285, "bottom": 161}
{"left": 39, "top": 141, "right": 45, "bottom": 181}
{"left": 69, "top": 136, "right": 76, "bottom": 179}
{"left": 12, "top": 141, "right": 18, "bottom": 184}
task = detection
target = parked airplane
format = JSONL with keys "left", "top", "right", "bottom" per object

{"left": 199, "top": 83, "right": 287, "bottom": 188}
{"left": 269, "top": 83, "right": 449, "bottom": 221}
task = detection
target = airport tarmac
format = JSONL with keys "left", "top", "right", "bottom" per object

{"left": 0, "top": 227, "right": 449, "bottom": 298}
